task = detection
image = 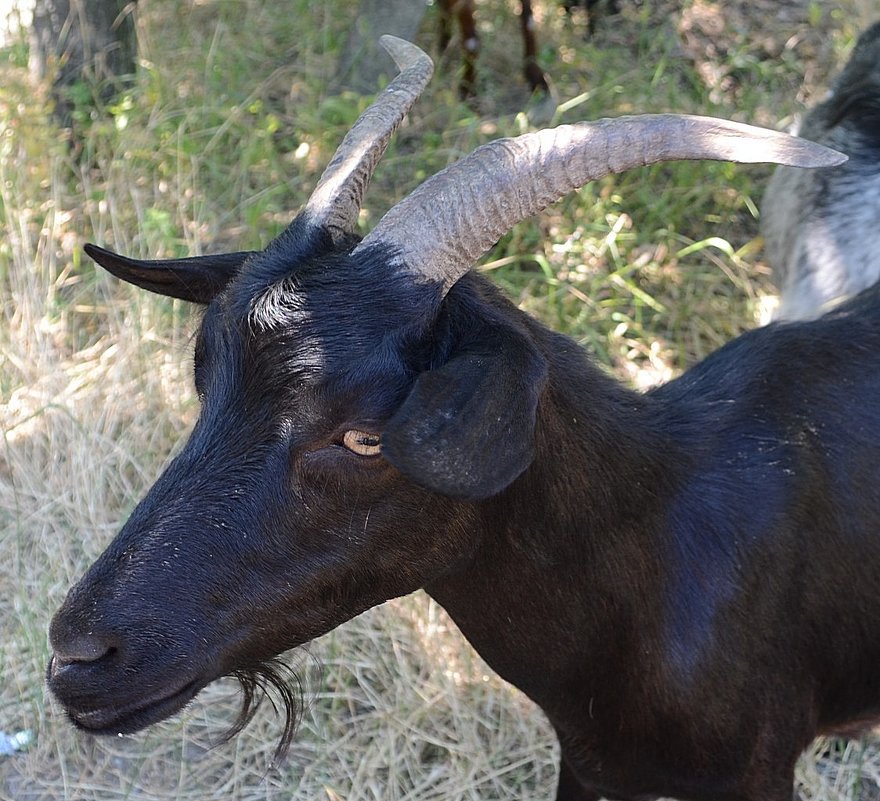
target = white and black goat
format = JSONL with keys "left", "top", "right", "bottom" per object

{"left": 762, "top": 20, "right": 880, "bottom": 320}
{"left": 48, "top": 37, "right": 875, "bottom": 801}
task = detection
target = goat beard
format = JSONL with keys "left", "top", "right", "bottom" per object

{"left": 226, "top": 658, "right": 306, "bottom": 764}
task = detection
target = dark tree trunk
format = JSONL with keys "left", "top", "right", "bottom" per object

{"left": 29, "top": 0, "right": 138, "bottom": 124}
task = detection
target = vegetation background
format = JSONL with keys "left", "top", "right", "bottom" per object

{"left": 1, "top": 0, "right": 878, "bottom": 798}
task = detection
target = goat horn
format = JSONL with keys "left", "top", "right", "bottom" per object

{"left": 300, "top": 35, "right": 433, "bottom": 242}
{"left": 353, "top": 114, "right": 847, "bottom": 293}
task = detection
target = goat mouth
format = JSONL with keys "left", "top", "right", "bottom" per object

{"left": 65, "top": 676, "right": 203, "bottom": 735}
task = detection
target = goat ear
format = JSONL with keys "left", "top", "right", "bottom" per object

{"left": 383, "top": 323, "right": 548, "bottom": 501}
{"left": 84, "top": 243, "right": 257, "bottom": 304}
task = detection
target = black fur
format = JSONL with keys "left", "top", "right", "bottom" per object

{"left": 50, "top": 208, "right": 880, "bottom": 801}
{"left": 229, "top": 660, "right": 303, "bottom": 765}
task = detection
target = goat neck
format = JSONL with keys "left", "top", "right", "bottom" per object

{"left": 423, "top": 278, "right": 674, "bottom": 705}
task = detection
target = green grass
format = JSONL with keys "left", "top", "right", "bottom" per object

{"left": 1, "top": 0, "right": 878, "bottom": 799}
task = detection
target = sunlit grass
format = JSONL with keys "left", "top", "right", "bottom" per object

{"left": 1, "top": 0, "right": 877, "bottom": 799}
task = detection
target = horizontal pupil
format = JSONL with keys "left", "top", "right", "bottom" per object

{"left": 343, "top": 429, "right": 381, "bottom": 452}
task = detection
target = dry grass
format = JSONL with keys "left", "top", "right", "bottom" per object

{"left": 1, "top": 0, "right": 878, "bottom": 798}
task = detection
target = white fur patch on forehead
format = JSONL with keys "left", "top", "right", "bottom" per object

{"left": 244, "top": 275, "right": 307, "bottom": 335}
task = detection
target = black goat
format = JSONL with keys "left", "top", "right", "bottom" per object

{"left": 762, "top": 20, "right": 880, "bottom": 320}
{"left": 47, "top": 37, "right": 871, "bottom": 801}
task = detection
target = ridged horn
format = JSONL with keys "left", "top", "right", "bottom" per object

{"left": 300, "top": 35, "right": 433, "bottom": 242}
{"left": 353, "top": 114, "right": 847, "bottom": 293}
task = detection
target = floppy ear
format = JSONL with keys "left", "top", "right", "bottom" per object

{"left": 84, "top": 243, "right": 257, "bottom": 304}
{"left": 383, "top": 321, "right": 548, "bottom": 501}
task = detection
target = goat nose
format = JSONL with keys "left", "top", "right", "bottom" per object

{"left": 50, "top": 633, "right": 116, "bottom": 672}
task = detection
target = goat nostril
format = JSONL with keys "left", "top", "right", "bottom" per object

{"left": 51, "top": 634, "right": 116, "bottom": 670}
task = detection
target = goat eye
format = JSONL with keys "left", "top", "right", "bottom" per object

{"left": 342, "top": 429, "right": 382, "bottom": 457}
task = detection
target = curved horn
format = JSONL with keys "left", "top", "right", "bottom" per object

{"left": 301, "top": 35, "right": 433, "bottom": 242}
{"left": 353, "top": 114, "right": 847, "bottom": 293}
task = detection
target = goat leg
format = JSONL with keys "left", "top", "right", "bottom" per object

{"left": 520, "top": 0, "right": 550, "bottom": 93}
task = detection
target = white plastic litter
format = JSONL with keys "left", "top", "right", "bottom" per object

{"left": 0, "top": 730, "right": 33, "bottom": 755}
